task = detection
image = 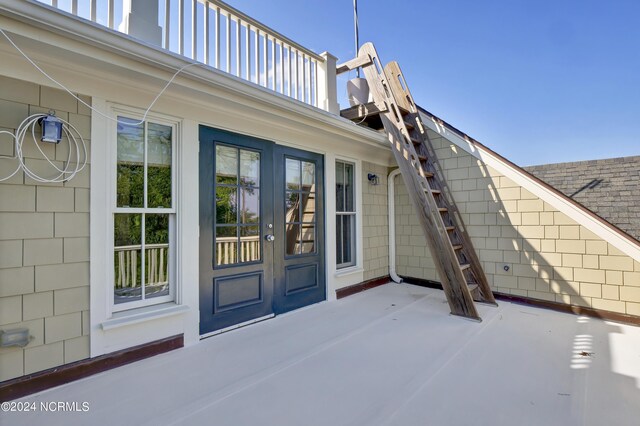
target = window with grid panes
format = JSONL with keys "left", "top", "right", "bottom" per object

{"left": 336, "top": 161, "right": 355, "bottom": 268}
{"left": 113, "top": 116, "right": 176, "bottom": 310}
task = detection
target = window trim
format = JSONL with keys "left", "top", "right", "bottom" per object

{"left": 336, "top": 159, "right": 357, "bottom": 269}
{"left": 109, "top": 106, "right": 179, "bottom": 313}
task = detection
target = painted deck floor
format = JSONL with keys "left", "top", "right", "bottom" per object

{"left": 4, "top": 283, "right": 640, "bottom": 426}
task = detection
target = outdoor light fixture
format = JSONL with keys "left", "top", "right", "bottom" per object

{"left": 367, "top": 173, "right": 379, "bottom": 185}
{"left": 39, "top": 112, "right": 63, "bottom": 143}
{"left": 0, "top": 328, "right": 31, "bottom": 348}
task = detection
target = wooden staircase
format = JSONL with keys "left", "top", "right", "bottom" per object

{"left": 338, "top": 42, "right": 496, "bottom": 321}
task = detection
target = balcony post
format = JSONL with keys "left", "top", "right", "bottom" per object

{"left": 119, "top": 0, "right": 163, "bottom": 47}
{"left": 317, "top": 51, "right": 340, "bottom": 114}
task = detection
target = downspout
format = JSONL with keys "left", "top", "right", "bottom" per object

{"left": 388, "top": 169, "right": 403, "bottom": 283}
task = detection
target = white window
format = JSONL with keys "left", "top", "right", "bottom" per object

{"left": 112, "top": 115, "right": 177, "bottom": 311}
{"left": 336, "top": 160, "right": 356, "bottom": 269}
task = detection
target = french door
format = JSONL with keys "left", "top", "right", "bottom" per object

{"left": 199, "top": 126, "right": 325, "bottom": 335}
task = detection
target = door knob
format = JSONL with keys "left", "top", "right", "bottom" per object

{"left": 265, "top": 234, "right": 275, "bottom": 242}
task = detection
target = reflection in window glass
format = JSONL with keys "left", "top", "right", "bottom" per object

{"left": 336, "top": 160, "right": 356, "bottom": 268}
{"left": 147, "top": 123, "right": 172, "bottom": 208}
{"left": 117, "top": 118, "right": 144, "bottom": 208}
{"left": 114, "top": 213, "right": 142, "bottom": 304}
{"left": 214, "top": 146, "right": 262, "bottom": 266}
{"left": 145, "top": 214, "right": 170, "bottom": 299}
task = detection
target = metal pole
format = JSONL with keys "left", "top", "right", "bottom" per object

{"left": 353, "top": 0, "right": 360, "bottom": 78}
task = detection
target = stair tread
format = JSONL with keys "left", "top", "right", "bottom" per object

{"left": 460, "top": 263, "right": 471, "bottom": 271}
{"left": 438, "top": 207, "right": 448, "bottom": 212}
{"left": 452, "top": 244, "right": 463, "bottom": 250}
{"left": 445, "top": 226, "right": 455, "bottom": 231}
{"left": 431, "top": 189, "right": 441, "bottom": 195}
{"left": 467, "top": 283, "right": 479, "bottom": 292}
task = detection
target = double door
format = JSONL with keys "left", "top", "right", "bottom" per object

{"left": 199, "top": 126, "right": 325, "bottom": 335}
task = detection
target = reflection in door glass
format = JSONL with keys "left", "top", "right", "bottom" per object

{"left": 285, "top": 192, "right": 300, "bottom": 222}
{"left": 302, "top": 161, "right": 315, "bottom": 189}
{"left": 285, "top": 157, "right": 317, "bottom": 256}
{"left": 240, "top": 150, "right": 260, "bottom": 186}
{"left": 214, "top": 145, "right": 262, "bottom": 266}
{"left": 216, "top": 187, "right": 238, "bottom": 224}
{"left": 301, "top": 192, "right": 315, "bottom": 223}
{"left": 286, "top": 158, "right": 300, "bottom": 190}
{"left": 301, "top": 224, "right": 315, "bottom": 254}
{"left": 216, "top": 145, "right": 238, "bottom": 184}
{"left": 285, "top": 223, "right": 301, "bottom": 256}
{"left": 240, "top": 188, "right": 260, "bottom": 224}
{"left": 240, "top": 226, "right": 261, "bottom": 262}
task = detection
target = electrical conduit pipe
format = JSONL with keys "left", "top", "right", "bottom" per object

{"left": 388, "top": 169, "right": 403, "bottom": 283}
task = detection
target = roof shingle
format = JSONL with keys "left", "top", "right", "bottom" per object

{"left": 525, "top": 156, "right": 640, "bottom": 241}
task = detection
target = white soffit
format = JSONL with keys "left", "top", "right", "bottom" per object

{"left": 421, "top": 111, "right": 640, "bottom": 262}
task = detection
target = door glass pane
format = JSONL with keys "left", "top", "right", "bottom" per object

{"left": 301, "top": 192, "right": 315, "bottom": 223}
{"left": 114, "top": 213, "right": 142, "bottom": 304}
{"left": 301, "top": 224, "right": 315, "bottom": 254}
{"left": 285, "top": 223, "right": 300, "bottom": 255}
{"left": 216, "top": 186, "right": 238, "bottom": 224}
{"left": 240, "top": 226, "right": 260, "bottom": 262}
{"left": 216, "top": 145, "right": 238, "bottom": 184}
{"left": 345, "top": 162, "right": 354, "bottom": 212}
{"left": 117, "top": 117, "right": 144, "bottom": 208}
{"left": 240, "top": 187, "right": 260, "bottom": 224}
{"left": 286, "top": 158, "right": 300, "bottom": 190}
{"left": 216, "top": 226, "right": 238, "bottom": 266}
{"left": 335, "top": 161, "right": 344, "bottom": 212}
{"left": 302, "top": 161, "right": 315, "bottom": 190}
{"left": 147, "top": 123, "right": 172, "bottom": 208}
{"left": 145, "top": 214, "right": 170, "bottom": 299}
{"left": 240, "top": 150, "right": 260, "bottom": 187}
{"left": 285, "top": 192, "right": 300, "bottom": 222}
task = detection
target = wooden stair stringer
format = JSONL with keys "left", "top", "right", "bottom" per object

{"left": 355, "top": 42, "right": 481, "bottom": 320}
{"left": 384, "top": 60, "right": 497, "bottom": 306}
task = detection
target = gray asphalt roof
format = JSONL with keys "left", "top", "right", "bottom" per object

{"left": 525, "top": 156, "right": 640, "bottom": 241}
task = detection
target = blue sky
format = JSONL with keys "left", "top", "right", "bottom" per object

{"left": 227, "top": 0, "right": 640, "bottom": 166}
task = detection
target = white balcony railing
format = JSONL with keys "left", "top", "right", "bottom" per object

{"left": 35, "top": 0, "right": 338, "bottom": 112}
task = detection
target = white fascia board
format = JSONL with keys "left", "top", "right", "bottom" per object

{"left": 0, "top": 0, "right": 387, "bottom": 147}
{"left": 421, "top": 112, "right": 640, "bottom": 262}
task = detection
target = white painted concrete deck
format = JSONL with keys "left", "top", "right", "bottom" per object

{"left": 5, "top": 283, "right": 640, "bottom": 425}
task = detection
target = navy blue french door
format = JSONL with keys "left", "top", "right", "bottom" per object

{"left": 199, "top": 126, "right": 325, "bottom": 335}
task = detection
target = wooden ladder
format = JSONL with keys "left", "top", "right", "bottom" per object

{"left": 338, "top": 42, "right": 496, "bottom": 320}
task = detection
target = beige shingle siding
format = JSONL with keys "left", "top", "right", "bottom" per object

{"left": 362, "top": 162, "right": 389, "bottom": 281}
{"left": 394, "top": 129, "right": 640, "bottom": 316}
{"left": 0, "top": 76, "right": 90, "bottom": 382}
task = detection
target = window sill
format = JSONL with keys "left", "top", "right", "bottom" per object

{"left": 334, "top": 266, "right": 363, "bottom": 278}
{"left": 101, "top": 303, "right": 190, "bottom": 331}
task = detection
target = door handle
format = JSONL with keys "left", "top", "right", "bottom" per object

{"left": 265, "top": 234, "right": 275, "bottom": 242}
